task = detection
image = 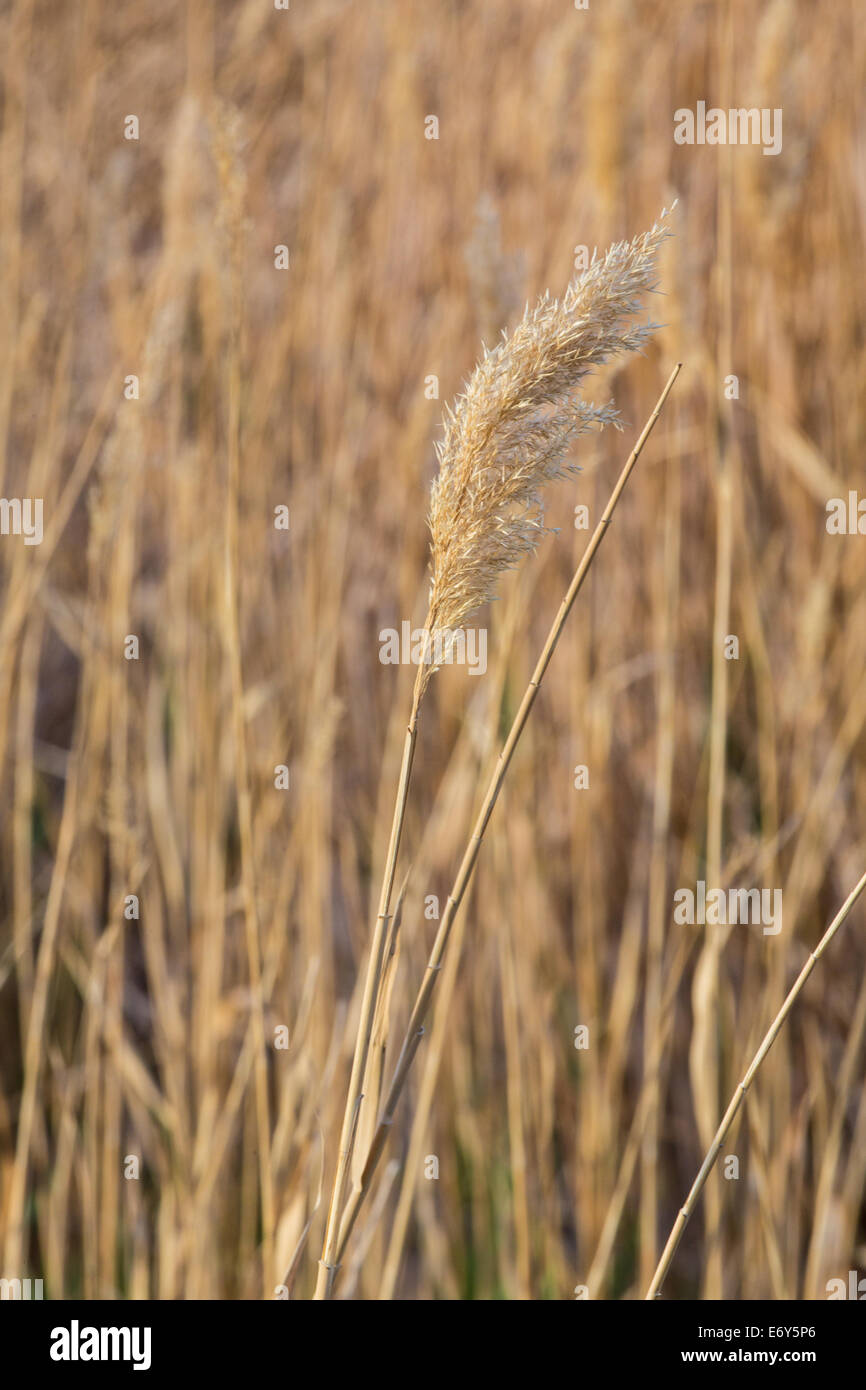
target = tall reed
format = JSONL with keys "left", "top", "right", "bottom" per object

{"left": 316, "top": 209, "right": 677, "bottom": 1298}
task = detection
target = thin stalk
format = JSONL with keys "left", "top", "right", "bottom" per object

{"left": 646, "top": 864, "right": 866, "bottom": 1300}
{"left": 331, "top": 363, "right": 682, "bottom": 1283}
{"left": 315, "top": 674, "right": 425, "bottom": 1299}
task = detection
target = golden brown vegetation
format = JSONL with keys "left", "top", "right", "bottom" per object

{"left": 0, "top": 0, "right": 865, "bottom": 1300}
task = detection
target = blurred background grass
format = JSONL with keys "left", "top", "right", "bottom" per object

{"left": 1, "top": 0, "right": 865, "bottom": 1299}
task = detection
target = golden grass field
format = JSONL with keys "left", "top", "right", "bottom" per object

{"left": 1, "top": 0, "right": 865, "bottom": 1300}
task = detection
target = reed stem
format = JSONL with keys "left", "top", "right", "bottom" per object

{"left": 315, "top": 678, "right": 424, "bottom": 1299}
{"left": 645, "top": 864, "right": 866, "bottom": 1300}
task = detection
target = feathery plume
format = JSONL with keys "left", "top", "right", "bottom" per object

{"left": 422, "top": 205, "right": 675, "bottom": 684}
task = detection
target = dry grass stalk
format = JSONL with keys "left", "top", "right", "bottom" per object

{"left": 646, "top": 865, "right": 866, "bottom": 1300}
{"left": 315, "top": 211, "right": 676, "bottom": 1298}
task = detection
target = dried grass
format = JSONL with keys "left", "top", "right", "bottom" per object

{"left": 1, "top": 1, "right": 865, "bottom": 1304}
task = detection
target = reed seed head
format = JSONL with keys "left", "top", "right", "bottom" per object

{"left": 419, "top": 205, "right": 675, "bottom": 693}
